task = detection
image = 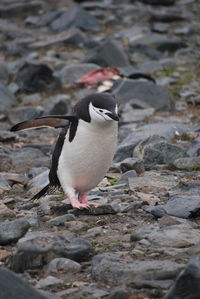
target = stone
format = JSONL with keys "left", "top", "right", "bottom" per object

{"left": 30, "top": 28, "right": 86, "bottom": 48}
{"left": 10, "top": 231, "right": 94, "bottom": 272}
{"left": 0, "top": 173, "right": 11, "bottom": 192}
{"left": 164, "top": 259, "right": 200, "bottom": 299}
{"left": 55, "top": 63, "right": 100, "bottom": 85}
{"left": 187, "top": 135, "right": 200, "bottom": 157}
{"left": 0, "top": 202, "right": 16, "bottom": 219}
{"left": 114, "top": 122, "right": 189, "bottom": 162}
{"left": 36, "top": 276, "right": 63, "bottom": 289}
{"left": 27, "top": 170, "right": 49, "bottom": 192}
{"left": 172, "top": 157, "right": 200, "bottom": 171}
{"left": 51, "top": 7, "right": 99, "bottom": 32}
{"left": 0, "top": 267, "right": 49, "bottom": 299}
{"left": 121, "top": 105, "right": 155, "bottom": 123}
{"left": 146, "top": 206, "right": 167, "bottom": 219}
{"left": 0, "top": 219, "right": 30, "bottom": 245}
{"left": 133, "top": 135, "right": 188, "bottom": 170}
{"left": 84, "top": 40, "right": 129, "bottom": 67}
{"left": 0, "top": 172, "right": 27, "bottom": 185}
{"left": 0, "top": 130, "right": 16, "bottom": 142}
{"left": 47, "top": 214, "right": 76, "bottom": 226}
{"left": 120, "top": 158, "right": 145, "bottom": 174}
{"left": 25, "top": 10, "right": 61, "bottom": 27}
{"left": 44, "top": 94, "right": 71, "bottom": 115}
{"left": 0, "top": 2, "right": 43, "bottom": 18}
{"left": 47, "top": 257, "right": 81, "bottom": 274}
{"left": 92, "top": 253, "right": 183, "bottom": 289}
{"left": 117, "top": 170, "right": 137, "bottom": 184}
{"left": 15, "top": 62, "right": 61, "bottom": 93}
{"left": 0, "top": 82, "right": 16, "bottom": 112}
{"left": 155, "top": 195, "right": 200, "bottom": 219}
{"left": 0, "top": 62, "right": 8, "bottom": 83}
{"left": 112, "top": 79, "right": 173, "bottom": 110}
{"left": 8, "top": 106, "right": 44, "bottom": 124}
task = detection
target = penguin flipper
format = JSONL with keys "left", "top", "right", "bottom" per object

{"left": 11, "top": 115, "right": 77, "bottom": 132}
{"left": 31, "top": 184, "right": 50, "bottom": 200}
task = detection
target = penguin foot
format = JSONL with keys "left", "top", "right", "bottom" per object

{"left": 70, "top": 197, "right": 89, "bottom": 209}
{"left": 78, "top": 193, "right": 90, "bottom": 207}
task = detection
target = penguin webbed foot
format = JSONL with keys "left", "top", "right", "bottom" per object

{"left": 69, "top": 197, "right": 90, "bottom": 209}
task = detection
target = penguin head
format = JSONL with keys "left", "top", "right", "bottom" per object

{"left": 75, "top": 93, "right": 119, "bottom": 123}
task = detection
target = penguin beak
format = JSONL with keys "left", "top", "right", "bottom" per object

{"left": 105, "top": 112, "right": 119, "bottom": 122}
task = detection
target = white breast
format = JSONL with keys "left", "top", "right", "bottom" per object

{"left": 57, "top": 120, "right": 118, "bottom": 193}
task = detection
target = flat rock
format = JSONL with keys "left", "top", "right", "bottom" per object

{"left": 0, "top": 218, "right": 30, "bottom": 245}
{"left": 36, "top": 276, "right": 63, "bottom": 289}
{"left": 15, "top": 62, "right": 61, "bottom": 93}
{"left": 0, "top": 267, "right": 49, "bottom": 299}
{"left": 154, "top": 195, "right": 200, "bottom": 219}
{"left": 55, "top": 63, "right": 100, "bottom": 85}
{"left": 0, "top": 130, "right": 16, "bottom": 142}
{"left": 8, "top": 106, "right": 44, "bottom": 125}
{"left": 51, "top": 7, "right": 99, "bottom": 32}
{"left": 10, "top": 231, "right": 94, "bottom": 272}
{"left": 112, "top": 79, "right": 173, "bottom": 110}
{"left": 47, "top": 257, "right": 81, "bottom": 274}
{"left": 172, "top": 156, "right": 200, "bottom": 171}
{"left": 84, "top": 40, "right": 129, "bottom": 67}
{"left": 44, "top": 94, "right": 71, "bottom": 115}
{"left": 92, "top": 253, "right": 184, "bottom": 289}
{"left": 164, "top": 259, "right": 200, "bottom": 299}
{"left": 0, "top": 2, "right": 43, "bottom": 18}
{"left": 0, "top": 82, "right": 16, "bottom": 112}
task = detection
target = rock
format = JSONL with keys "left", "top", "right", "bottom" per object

{"left": 121, "top": 105, "right": 155, "bottom": 123}
{"left": 0, "top": 130, "right": 16, "bottom": 142}
{"left": 0, "top": 202, "right": 16, "bottom": 219}
{"left": 10, "top": 231, "right": 94, "bottom": 272}
{"left": 25, "top": 10, "right": 61, "bottom": 27}
{"left": 0, "top": 62, "right": 8, "bottom": 83}
{"left": 0, "top": 82, "right": 16, "bottom": 112}
{"left": 114, "top": 122, "right": 189, "bottom": 162}
{"left": 55, "top": 63, "right": 100, "bottom": 85}
{"left": 0, "top": 219, "right": 30, "bottom": 245}
{"left": 36, "top": 276, "right": 63, "bottom": 289}
{"left": 30, "top": 28, "right": 86, "bottom": 48}
{"left": 133, "top": 135, "right": 188, "bottom": 169}
{"left": 28, "top": 167, "right": 49, "bottom": 179}
{"left": 112, "top": 79, "right": 173, "bottom": 110}
{"left": 84, "top": 40, "right": 129, "bottom": 67}
{"left": 164, "top": 259, "right": 200, "bottom": 299}
{"left": 0, "top": 173, "right": 11, "bottom": 192}
{"left": 47, "top": 257, "right": 81, "bottom": 274}
{"left": 51, "top": 7, "right": 99, "bottom": 32}
{"left": 15, "top": 62, "right": 61, "bottom": 93}
{"left": 146, "top": 206, "right": 167, "bottom": 219}
{"left": 47, "top": 214, "right": 76, "bottom": 226}
{"left": 0, "top": 267, "right": 49, "bottom": 299}
{"left": 8, "top": 106, "right": 44, "bottom": 124}
{"left": 0, "top": 2, "right": 43, "bottom": 18}
{"left": 120, "top": 158, "right": 145, "bottom": 174}
{"left": 172, "top": 157, "right": 200, "bottom": 171}
{"left": 27, "top": 170, "right": 49, "bottom": 191}
{"left": 0, "top": 172, "right": 27, "bottom": 185}
{"left": 154, "top": 195, "right": 200, "bottom": 219}
{"left": 117, "top": 170, "right": 137, "bottom": 184}
{"left": 92, "top": 253, "right": 183, "bottom": 289}
{"left": 187, "top": 135, "right": 200, "bottom": 157}
{"left": 108, "top": 287, "right": 132, "bottom": 299}
{"left": 44, "top": 94, "right": 71, "bottom": 115}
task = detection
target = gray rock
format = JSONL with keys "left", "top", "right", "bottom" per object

{"left": 120, "top": 157, "right": 145, "bottom": 174}
{"left": 0, "top": 82, "right": 16, "bottom": 112}
{"left": 47, "top": 214, "right": 76, "bottom": 226}
{"left": 51, "top": 7, "right": 99, "bottom": 32}
{"left": 84, "top": 40, "right": 129, "bottom": 67}
{"left": 27, "top": 170, "right": 49, "bottom": 190}
{"left": 15, "top": 62, "right": 61, "bottom": 93}
{"left": 55, "top": 63, "right": 100, "bottom": 85}
{"left": 0, "top": 2, "right": 43, "bottom": 18}
{"left": 112, "top": 79, "right": 173, "bottom": 110}
{"left": 28, "top": 167, "right": 49, "bottom": 179}
{"left": 8, "top": 106, "right": 44, "bottom": 124}
{"left": 10, "top": 231, "right": 94, "bottom": 272}
{"left": 30, "top": 28, "right": 86, "bottom": 49}
{"left": 146, "top": 206, "right": 167, "bottom": 218}
{"left": 25, "top": 10, "right": 61, "bottom": 27}
{"left": 92, "top": 253, "right": 183, "bottom": 289}
{"left": 117, "top": 170, "right": 137, "bottom": 184}
{"left": 0, "top": 173, "right": 11, "bottom": 191}
{"left": 0, "top": 219, "right": 30, "bottom": 245}
{"left": 155, "top": 195, "right": 200, "bottom": 219}
{"left": 0, "top": 267, "right": 49, "bottom": 299}
{"left": 164, "top": 259, "right": 200, "bottom": 299}
{"left": 44, "top": 94, "right": 71, "bottom": 115}
{"left": 187, "top": 135, "right": 200, "bottom": 157}
{"left": 0, "top": 62, "right": 8, "bottom": 83}
{"left": 115, "top": 122, "right": 190, "bottom": 162}
{"left": 36, "top": 276, "right": 63, "bottom": 289}
{"left": 134, "top": 135, "right": 188, "bottom": 169}
{"left": 47, "top": 257, "right": 81, "bottom": 274}
{"left": 0, "top": 130, "right": 16, "bottom": 142}
{"left": 172, "top": 157, "right": 200, "bottom": 171}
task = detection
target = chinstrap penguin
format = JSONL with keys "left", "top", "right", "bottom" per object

{"left": 11, "top": 93, "right": 119, "bottom": 209}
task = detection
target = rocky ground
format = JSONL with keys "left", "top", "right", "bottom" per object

{"left": 0, "top": 0, "right": 200, "bottom": 298}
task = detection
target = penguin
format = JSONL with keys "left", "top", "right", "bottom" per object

{"left": 11, "top": 93, "right": 119, "bottom": 209}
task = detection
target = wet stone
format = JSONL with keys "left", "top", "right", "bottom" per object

{"left": 0, "top": 218, "right": 30, "bottom": 245}
{"left": 10, "top": 231, "right": 94, "bottom": 272}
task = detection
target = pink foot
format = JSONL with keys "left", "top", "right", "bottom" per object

{"left": 78, "top": 193, "right": 90, "bottom": 208}
{"left": 69, "top": 197, "right": 89, "bottom": 209}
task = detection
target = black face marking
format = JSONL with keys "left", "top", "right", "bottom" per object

{"left": 74, "top": 93, "right": 117, "bottom": 122}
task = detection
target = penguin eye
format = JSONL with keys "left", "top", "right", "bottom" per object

{"left": 99, "top": 109, "right": 103, "bottom": 113}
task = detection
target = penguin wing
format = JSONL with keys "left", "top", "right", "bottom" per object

{"left": 11, "top": 115, "right": 77, "bottom": 132}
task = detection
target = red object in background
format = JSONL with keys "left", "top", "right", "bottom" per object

{"left": 76, "top": 67, "right": 120, "bottom": 86}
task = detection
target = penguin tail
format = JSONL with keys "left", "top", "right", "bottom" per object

{"left": 31, "top": 184, "right": 50, "bottom": 200}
